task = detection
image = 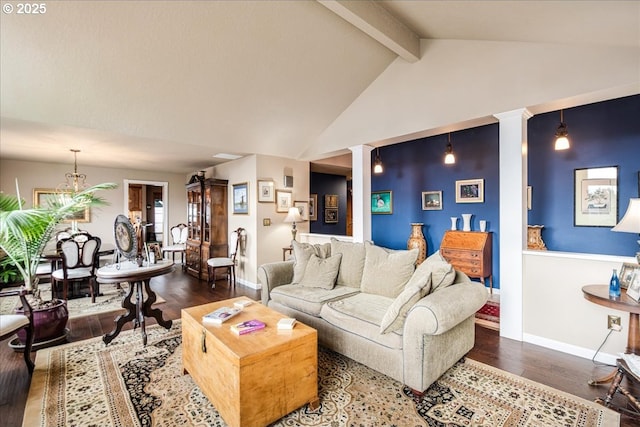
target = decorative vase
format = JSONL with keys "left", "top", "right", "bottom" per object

{"left": 479, "top": 220, "right": 487, "bottom": 232}
{"left": 407, "top": 223, "right": 427, "bottom": 265}
{"left": 462, "top": 213, "right": 472, "bottom": 232}
{"left": 450, "top": 217, "right": 458, "bottom": 231}
{"left": 527, "top": 225, "right": 547, "bottom": 250}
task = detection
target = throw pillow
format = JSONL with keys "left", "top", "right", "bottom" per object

{"left": 298, "top": 253, "right": 342, "bottom": 289}
{"left": 428, "top": 261, "right": 457, "bottom": 293}
{"left": 360, "top": 242, "right": 418, "bottom": 298}
{"left": 291, "top": 240, "right": 331, "bottom": 284}
{"left": 402, "top": 257, "right": 435, "bottom": 294}
{"left": 379, "top": 273, "right": 432, "bottom": 334}
{"left": 330, "top": 238, "right": 366, "bottom": 288}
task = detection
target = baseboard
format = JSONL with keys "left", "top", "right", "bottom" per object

{"left": 237, "top": 278, "right": 261, "bottom": 290}
{"left": 523, "top": 333, "right": 617, "bottom": 365}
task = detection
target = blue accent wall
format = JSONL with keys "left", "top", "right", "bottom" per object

{"left": 310, "top": 172, "right": 348, "bottom": 235}
{"left": 528, "top": 94, "right": 640, "bottom": 256}
{"left": 371, "top": 123, "right": 501, "bottom": 288}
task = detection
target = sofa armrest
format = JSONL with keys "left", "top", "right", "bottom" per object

{"left": 404, "top": 280, "right": 488, "bottom": 336}
{"left": 258, "top": 261, "right": 295, "bottom": 305}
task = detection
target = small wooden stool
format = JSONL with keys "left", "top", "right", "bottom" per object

{"left": 596, "top": 358, "right": 640, "bottom": 419}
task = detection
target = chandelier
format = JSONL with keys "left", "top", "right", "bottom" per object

{"left": 57, "top": 149, "right": 88, "bottom": 193}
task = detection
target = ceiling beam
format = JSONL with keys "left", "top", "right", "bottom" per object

{"left": 317, "top": 0, "right": 420, "bottom": 63}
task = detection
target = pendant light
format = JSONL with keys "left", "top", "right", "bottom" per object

{"left": 444, "top": 133, "right": 456, "bottom": 165}
{"left": 554, "top": 110, "right": 570, "bottom": 151}
{"left": 373, "top": 148, "right": 383, "bottom": 174}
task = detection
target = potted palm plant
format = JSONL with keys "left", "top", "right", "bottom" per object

{"left": 0, "top": 181, "right": 116, "bottom": 346}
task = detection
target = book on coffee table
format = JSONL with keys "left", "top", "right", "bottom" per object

{"left": 277, "top": 317, "right": 297, "bottom": 330}
{"left": 230, "top": 319, "right": 266, "bottom": 335}
{"left": 202, "top": 306, "right": 241, "bottom": 325}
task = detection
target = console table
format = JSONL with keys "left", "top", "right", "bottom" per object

{"left": 582, "top": 285, "right": 640, "bottom": 385}
{"left": 98, "top": 260, "right": 174, "bottom": 346}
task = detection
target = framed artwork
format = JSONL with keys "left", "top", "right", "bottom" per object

{"left": 620, "top": 262, "right": 640, "bottom": 289}
{"left": 371, "top": 190, "right": 392, "bottom": 214}
{"left": 455, "top": 179, "right": 484, "bottom": 203}
{"left": 626, "top": 266, "right": 640, "bottom": 302}
{"left": 325, "top": 208, "right": 338, "bottom": 223}
{"left": 275, "top": 190, "right": 292, "bottom": 213}
{"left": 232, "top": 182, "right": 249, "bottom": 214}
{"left": 422, "top": 191, "right": 442, "bottom": 210}
{"left": 33, "top": 188, "right": 90, "bottom": 223}
{"left": 574, "top": 166, "right": 618, "bottom": 227}
{"left": 257, "top": 180, "right": 275, "bottom": 203}
{"left": 309, "top": 194, "right": 318, "bottom": 221}
{"left": 325, "top": 194, "right": 338, "bottom": 208}
{"left": 113, "top": 214, "right": 137, "bottom": 260}
{"left": 294, "top": 200, "right": 310, "bottom": 221}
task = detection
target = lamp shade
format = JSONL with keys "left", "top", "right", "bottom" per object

{"left": 284, "top": 207, "right": 303, "bottom": 223}
{"left": 612, "top": 198, "right": 640, "bottom": 233}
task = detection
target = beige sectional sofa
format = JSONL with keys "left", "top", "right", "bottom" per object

{"left": 258, "top": 238, "right": 488, "bottom": 393}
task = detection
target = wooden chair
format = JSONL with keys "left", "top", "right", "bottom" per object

{"left": 162, "top": 223, "right": 188, "bottom": 270}
{"left": 51, "top": 234, "right": 101, "bottom": 302}
{"left": 206, "top": 228, "right": 245, "bottom": 288}
{"left": 597, "top": 358, "right": 640, "bottom": 419}
{"left": 0, "top": 289, "right": 34, "bottom": 374}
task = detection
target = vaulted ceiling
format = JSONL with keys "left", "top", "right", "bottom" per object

{"left": 1, "top": 1, "right": 638, "bottom": 174}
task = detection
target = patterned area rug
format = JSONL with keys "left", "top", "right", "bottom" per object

{"left": 0, "top": 283, "right": 165, "bottom": 319}
{"left": 475, "top": 298, "right": 500, "bottom": 330}
{"left": 24, "top": 322, "right": 619, "bottom": 427}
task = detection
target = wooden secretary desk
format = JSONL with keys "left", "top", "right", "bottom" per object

{"left": 185, "top": 177, "right": 228, "bottom": 281}
{"left": 439, "top": 230, "right": 493, "bottom": 292}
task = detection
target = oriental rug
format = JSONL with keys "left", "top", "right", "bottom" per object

{"left": 475, "top": 297, "right": 500, "bottom": 330}
{"left": 24, "top": 322, "right": 619, "bottom": 427}
{"left": 0, "top": 283, "right": 165, "bottom": 319}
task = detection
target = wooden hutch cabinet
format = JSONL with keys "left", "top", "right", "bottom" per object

{"left": 185, "top": 177, "right": 228, "bottom": 280}
{"left": 439, "top": 230, "right": 493, "bottom": 292}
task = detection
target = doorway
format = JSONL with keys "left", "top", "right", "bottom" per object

{"left": 123, "top": 180, "right": 169, "bottom": 247}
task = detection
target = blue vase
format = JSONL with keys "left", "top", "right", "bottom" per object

{"left": 609, "top": 269, "right": 621, "bottom": 298}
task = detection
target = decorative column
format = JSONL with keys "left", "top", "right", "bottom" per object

{"left": 349, "top": 145, "right": 374, "bottom": 243}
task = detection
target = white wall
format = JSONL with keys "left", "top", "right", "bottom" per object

{"left": 1, "top": 159, "right": 188, "bottom": 247}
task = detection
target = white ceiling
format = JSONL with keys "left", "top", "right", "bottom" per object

{"left": 1, "top": 1, "right": 638, "bottom": 174}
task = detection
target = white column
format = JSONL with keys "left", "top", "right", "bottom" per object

{"left": 493, "top": 108, "right": 532, "bottom": 341}
{"left": 349, "top": 145, "right": 374, "bottom": 242}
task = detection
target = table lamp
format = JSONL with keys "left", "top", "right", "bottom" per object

{"left": 612, "top": 198, "right": 640, "bottom": 263}
{"left": 284, "top": 207, "right": 303, "bottom": 241}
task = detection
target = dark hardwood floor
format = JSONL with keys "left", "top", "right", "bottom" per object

{"left": 1, "top": 269, "right": 638, "bottom": 426}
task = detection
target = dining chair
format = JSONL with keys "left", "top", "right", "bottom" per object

{"left": 162, "top": 223, "right": 188, "bottom": 269}
{"left": 51, "top": 234, "right": 101, "bottom": 302}
{"left": 0, "top": 289, "right": 35, "bottom": 374}
{"left": 206, "top": 227, "right": 245, "bottom": 288}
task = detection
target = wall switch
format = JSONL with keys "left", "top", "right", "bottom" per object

{"left": 607, "top": 315, "right": 622, "bottom": 331}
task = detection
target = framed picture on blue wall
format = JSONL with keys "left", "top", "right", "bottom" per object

{"left": 574, "top": 166, "right": 618, "bottom": 227}
{"left": 422, "top": 191, "right": 442, "bottom": 210}
{"left": 372, "top": 190, "right": 392, "bottom": 214}
{"left": 455, "top": 179, "right": 484, "bottom": 203}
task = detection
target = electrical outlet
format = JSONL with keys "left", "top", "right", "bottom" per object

{"left": 607, "top": 315, "right": 622, "bottom": 331}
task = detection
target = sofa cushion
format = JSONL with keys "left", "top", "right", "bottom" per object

{"left": 360, "top": 242, "right": 418, "bottom": 298}
{"left": 298, "top": 253, "right": 342, "bottom": 289}
{"left": 320, "top": 293, "right": 403, "bottom": 349}
{"left": 330, "top": 238, "right": 366, "bottom": 288}
{"left": 380, "top": 272, "right": 432, "bottom": 334}
{"left": 270, "top": 284, "right": 359, "bottom": 317}
{"left": 428, "top": 261, "right": 456, "bottom": 293}
{"left": 291, "top": 240, "right": 331, "bottom": 284}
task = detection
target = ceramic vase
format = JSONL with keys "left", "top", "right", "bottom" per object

{"left": 450, "top": 217, "right": 458, "bottom": 231}
{"left": 462, "top": 213, "right": 472, "bottom": 231}
{"left": 479, "top": 220, "right": 487, "bottom": 232}
{"left": 407, "top": 223, "right": 427, "bottom": 265}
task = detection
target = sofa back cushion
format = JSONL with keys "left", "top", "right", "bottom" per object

{"left": 298, "top": 253, "right": 342, "bottom": 289}
{"left": 330, "top": 238, "right": 366, "bottom": 288}
{"left": 360, "top": 242, "right": 418, "bottom": 298}
{"left": 291, "top": 240, "right": 331, "bottom": 284}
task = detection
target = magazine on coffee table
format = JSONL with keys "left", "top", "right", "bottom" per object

{"left": 230, "top": 319, "right": 266, "bottom": 335}
{"left": 202, "top": 306, "right": 241, "bottom": 325}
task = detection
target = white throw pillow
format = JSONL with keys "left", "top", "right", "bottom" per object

{"left": 291, "top": 240, "right": 331, "bottom": 284}
{"left": 361, "top": 242, "right": 418, "bottom": 298}
{"left": 298, "top": 253, "right": 342, "bottom": 289}
{"left": 379, "top": 273, "right": 432, "bottom": 334}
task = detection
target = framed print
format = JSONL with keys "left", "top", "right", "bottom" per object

{"left": 372, "top": 190, "right": 392, "bottom": 214}
{"left": 275, "top": 190, "right": 292, "bottom": 213}
{"left": 309, "top": 194, "right": 318, "bottom": 221}
{"left": 455, "top": 179, "right": 484, "bottom": 203}
{"left": 527, "top": 186, "right": 532, "bottom": 210}
{"left": 33, "top": 188, "right": 90, "bottom": 223}
{"left": 294, "top": 200, "right": 309, "bottom": 221}
{"left": 325, "top": 194, "right": 338, "bottom": 208}
{"left": 232, "top": 182, "right": 249, "bottom": 214}
{"left": 422, "top": 191, "right": 442, "bottom": 210}
{"left": 626, "top": 267, "right": 640, "bottom": 302}
{"left": 574, "top": 166, "right": 618, "bottom": 227}
{"left": 325, "top": 208, "right": 338, "bottom": 223}
{"left": 620, "top": 262, "right": 640, "bottom": 289}
{"left": 257, "top": 180, "right": 275, "bottom": 203}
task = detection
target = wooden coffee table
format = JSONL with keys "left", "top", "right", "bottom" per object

{"left": 181, "top": 298, "right": 318, "bottom": 427}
